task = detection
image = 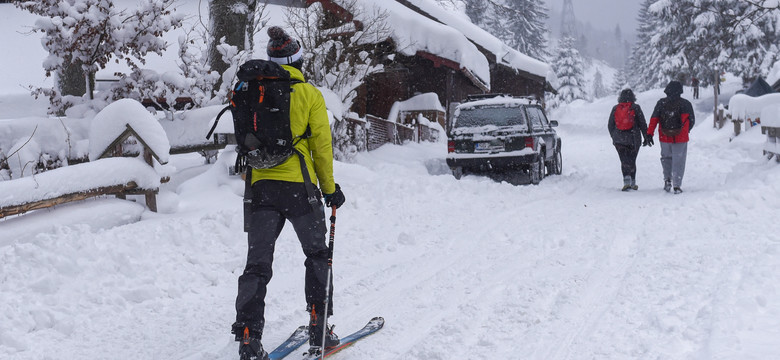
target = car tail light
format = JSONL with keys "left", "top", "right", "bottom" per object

{"left": 524, "top": 137, "right": 535, "bottom": 149}
{"left": 448, "top": 140, "right": 455, "bottom": 153}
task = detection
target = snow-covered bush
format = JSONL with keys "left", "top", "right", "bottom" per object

{"left": 16, "top": 0, "right": 184, "bottom": 114}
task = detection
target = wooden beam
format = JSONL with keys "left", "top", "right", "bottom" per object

{"left": 0, "top": 182, "right": 140, "bottom": 219}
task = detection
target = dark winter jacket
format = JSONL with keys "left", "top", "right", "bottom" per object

{"left": 647, "top": 81, "right": 695, "bottom": 143}
{"left": 608, "top": 100, "right": 648, "bottom": 149}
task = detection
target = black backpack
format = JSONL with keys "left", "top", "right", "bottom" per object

{"left": 207, "top": 60, "right": 307, "bottom": 172}
{"left": 659, "top": 97, "right": 683, "bottom": 137}
{"left": 207, "top": 60, "right": 319, "bottom": 231}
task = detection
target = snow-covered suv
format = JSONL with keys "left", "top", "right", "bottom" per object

{"left": 446, "top": 94, "right": 562, "bottom": 184}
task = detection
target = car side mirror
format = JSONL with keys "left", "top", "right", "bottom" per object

{"left": 550, "top": 120, "right": 559, "bottom": 127}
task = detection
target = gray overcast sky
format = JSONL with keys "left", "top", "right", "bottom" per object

{"left": 544, "top": 0, "right": 642, "bottom": 36}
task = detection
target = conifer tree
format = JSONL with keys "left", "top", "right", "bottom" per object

{"left": 551, "top": 37, "right": 586, "bottom": 107}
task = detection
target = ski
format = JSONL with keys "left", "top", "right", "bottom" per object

{"left": 303, "top": 317, "right": 385, "bottom": 359}
{"left": 268, "top": 325, "right": 309, "bottom": 360}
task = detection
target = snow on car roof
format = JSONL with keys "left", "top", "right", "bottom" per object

{"left": 457, "top": 96, "right": 537, "bottom": 110}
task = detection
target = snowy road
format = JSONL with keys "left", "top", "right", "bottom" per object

{"left": 2, "top": 93, "right": 780, "bottom": 360}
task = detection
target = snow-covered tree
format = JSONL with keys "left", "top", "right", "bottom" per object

{"left": 284, "top": 0, "right": 391, "bottom": 161}
{"left": 16, "top": 0, "right": 184, "bottom": 114}
{"left": 612, "top": 66, "right": 630, "bottom": 93}
{"left": 284, "top": 0, "right": 390, "bottom": 106}
{"left": 629, "top": 0, "right": 780, "bottom": 89}
{"left": 551, "top": 37, "right": 587, "bottom": 107}
{"left": 462, "top": 0, "right": 550, "bottom": 60}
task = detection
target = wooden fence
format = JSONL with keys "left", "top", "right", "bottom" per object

{"left": 364, "top": 115, "right": 439, "bottom": 151}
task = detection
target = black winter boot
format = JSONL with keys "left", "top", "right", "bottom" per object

{"left": 237, "top": 327, "right": 269, "bottom": 360}
{"left": 308, "top": 305, "right": 340, "bottom": 349}
{"left": 664, "top": 179, "right": 672, "bottom": 192}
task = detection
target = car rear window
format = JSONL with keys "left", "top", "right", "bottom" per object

{"left": 455, "top": 106, "right": 528, "bottom": 128}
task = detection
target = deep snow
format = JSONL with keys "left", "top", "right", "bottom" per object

{"left": 2, "top": 1, "right": 780, "bottom": 360}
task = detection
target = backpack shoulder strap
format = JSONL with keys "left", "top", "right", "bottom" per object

{"left": 206, "top": 105, "right": 232, "bottom": 140}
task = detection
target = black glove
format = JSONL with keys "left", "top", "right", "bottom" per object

{"left": 323, "top": 183, "right": 345, "bottom": 208}
{"left": 643, "top": 136, "right": 654, "bottom": 147}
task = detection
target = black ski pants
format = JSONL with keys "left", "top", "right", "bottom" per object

{"left": 614, "top": 144, "right": 639, "bottom": 178}
{"left": 233, "top": 180, "right": 332, "bottom": 337}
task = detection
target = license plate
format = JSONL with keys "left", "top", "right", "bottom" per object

{"left": 474, "top": 141, "right": 503, "bottom": 152}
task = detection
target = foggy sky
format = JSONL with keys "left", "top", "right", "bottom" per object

{"left": 544, "top": 0, "right": 642, "bottom": 36}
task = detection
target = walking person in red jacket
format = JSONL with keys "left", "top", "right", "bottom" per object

{"left": 647, "top": 81, "right": 695, "bottom": 194}
{"left": 608, "top": 89, "right": 652, "bottom": 191}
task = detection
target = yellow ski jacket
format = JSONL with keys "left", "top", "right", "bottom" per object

{"left": 250, "top": 65, "right": 336, "bottom": 195}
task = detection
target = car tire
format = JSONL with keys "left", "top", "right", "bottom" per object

{"left": 530, "top": 153, "right": 544, "bottom": 185}
{"left": 549, "top": 149, "right": 562, "bottom": 175}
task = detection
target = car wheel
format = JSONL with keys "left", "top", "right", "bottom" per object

{"left": 452, "top": 167, "right": 464, "bottom": 180}
{"left": 551, "top": 149, "right": 562, "bottom": 175}
{"left": 530, "top": 154, "right": 544, "bottom": 185}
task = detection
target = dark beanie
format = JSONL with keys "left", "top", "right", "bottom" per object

{"left": 664, "top": 81, "right": 683, "bottom": 96}
{"left": 266, "top": 26, "right": 302, "bottom": 65}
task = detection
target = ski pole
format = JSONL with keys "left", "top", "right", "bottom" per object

{"left": 320, "top": 206, "right": 337, "bottom": 359}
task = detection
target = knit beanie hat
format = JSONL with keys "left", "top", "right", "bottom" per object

{"left": 266, "top": 26, "right": 302, "bottom": 65}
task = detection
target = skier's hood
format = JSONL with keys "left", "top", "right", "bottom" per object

{"left": 618, "top": 89, "right": 636, "bottom": 103}
{"left": 664, "top": 81, "right": 684, "bottom": 97}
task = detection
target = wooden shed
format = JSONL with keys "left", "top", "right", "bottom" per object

{"left": 307, "top": 0, "right": 550, "bottom": 126}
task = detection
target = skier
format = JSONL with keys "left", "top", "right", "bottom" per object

{"left": 691, "top": 77, "right": 700, "bottom": 99}
{"left": 231, "top": 26, "right": 346, "bottom": 360}
{"left": 608, "top": 89, "right": 651, "bottom": 191}
{"left": 647, "top": 80, "right": 695, "bottom": 194}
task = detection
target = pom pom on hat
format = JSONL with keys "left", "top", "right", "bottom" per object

{"left": 267, "top": 26, "right": 302, "bottom": 65}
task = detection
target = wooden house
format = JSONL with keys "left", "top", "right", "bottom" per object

{"left": 304, "top": 0, "right": 551, "bottom": 128}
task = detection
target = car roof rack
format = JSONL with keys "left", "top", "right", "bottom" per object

{"left": 464, "top": 93, "right": 540, "bottom": 104}
{"left": 465, "top": 93, "right": 511, "bottom": 102}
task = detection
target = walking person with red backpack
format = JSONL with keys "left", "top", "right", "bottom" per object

{"left": 647, "top": 80, "right": 696, "bottom": 194}
{"left": 608, "top": 89, "right": 652, "bottom": 191}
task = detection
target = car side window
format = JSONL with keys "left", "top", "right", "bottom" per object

{"left": 527, "top": 106, "right": 545, "bottom": 130}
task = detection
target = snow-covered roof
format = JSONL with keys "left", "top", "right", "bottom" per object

{"left": 88, "top": 99, "right": 171, "bottom": 163}
{"left": 402, "top": 0, "right": 549, "bottom": 78}
{"left": 328, "top": 0, "right": 491, "bottom": 88}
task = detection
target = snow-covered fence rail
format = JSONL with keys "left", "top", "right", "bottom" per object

{"left": 727, "top": 93, "right": 780, "bottom": 135}
{"left": 0, "top": 157, "right": 162, "bottom": 219}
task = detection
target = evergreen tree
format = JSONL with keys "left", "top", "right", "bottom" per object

{"left": 462, "top": 0, "right": 550, "bottom": 60}
{"left": 551, "top": 37, "right": 587, "bottom": 106}
{"left": 630, "top": 0, "right": 780, "bottom": 89}
{"left": 504, "top": 0, "right": 550, "bottom": 60}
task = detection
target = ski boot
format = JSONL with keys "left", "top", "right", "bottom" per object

{"left": 307, "top": 305, "right": 340, "bottom": 354}
{"left": 236, "top": 327, "right": 269, "bottom": 360}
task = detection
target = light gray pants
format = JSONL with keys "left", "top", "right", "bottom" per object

{"left": 660, "top": 142, "right": 687, "bottom": 187}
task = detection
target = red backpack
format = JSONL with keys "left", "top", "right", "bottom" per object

{"left": 614, "top": 103, "right": 635, "bottom": 130}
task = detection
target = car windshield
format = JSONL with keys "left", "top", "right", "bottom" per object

{"left": 455, "top": 106, "right": 526, "bottom": 128}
